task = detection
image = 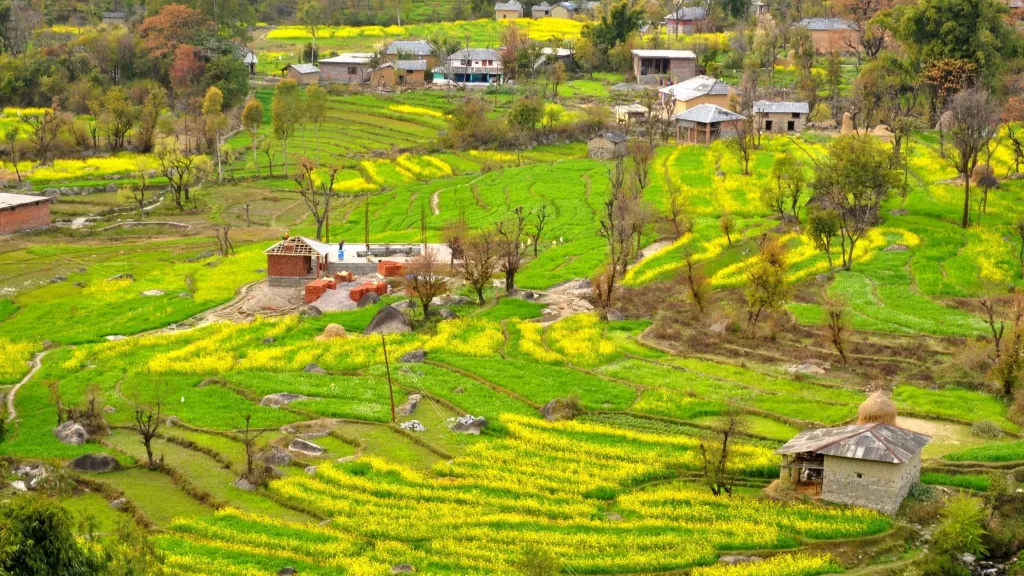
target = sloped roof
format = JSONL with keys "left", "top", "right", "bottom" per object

{"left": 0, "top": 192, "right": 50, "bottom": 209}
{"left": 385, "top": 39, "right": 434, "bottom": 56}
{"left": 631, "top": 49, "right": 696, "bottom": 59}
{"left": 797, "top": 17, "right": 856, "bottom": 30}
{"left": 613, "top": 103, "right": 648, "bottom": 114}
{"left": 591, "top": 131, "right": 627, "bottom": 143}
{"left": 776, "top": 423, "right": 931, "bottom": 464}
{"left": 243, "top": 51, "right": 258, "bottom": 64}
{"left": 533, "top": 1, "right": 551, "bottom": 8}
{"left": 557, "top": 1, "right": 577, "bottom": 10}
{"left": 495, "top": 0, "right": 522, "bottom": 9}
{"left": 394, "top": 59, "right": 428, "bottom": 70}
{"left": 265, "top": 236, "right": 332, "bottom": 256}
{"left": 288, "top": 63, "right": 319, "bottom": 74}
{"left": 665, "top": 6, "right": 706, "bottom": 20}
{"left": 541, "top": 47, "right": 573, "bottom": 57}
{"left": 659, "top": 75, "right": 733, "bottom": 101}
{"left": 320, "top": 52, "right": 373, "bottom": 64}
{"left": 754, "top": 100, "right": 810, "bottom": 114}
{"left": 671, "top": 103, "right": 745, "bottom": 124}
{"left": 450, "top": 48, "right": 502, "bottom": 60}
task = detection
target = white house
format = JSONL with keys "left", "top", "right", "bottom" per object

{"left": 437, "top": 48, "right": 504, "bottom": 85}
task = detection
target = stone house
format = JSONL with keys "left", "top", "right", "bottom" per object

{"left": 776, "top": 393, "right": 930, "bottom": 515}
{"left": 0, "top": 193, "right": 51, "bottom": 234}
{"left": 671, "top": 104, "right": 745, "bottom": 144}
{"left": 264, "top": 236, "right": 332, "bottom": 282}
{"left": 383, "top": 39, "right": 438, "bottom": 70}
{"left": 753, "top": 100, "right": 809, "bottom": 133}
{"left": 658, "top": 75, "right": 736, "bottom": 116}
{"left": 532, "top": 2, "right": 552, "bottom": 17}
{"left": 550, "top": 1, "right": 575, "bottom": 17}
{"left": 319, "top": 53, "right": 373, "bottom": 83}
{"left": 587, "top": 132, "right": 628, "bottom": 159}
{"left": 663, "top": 6, "right": 707, "bottom": 35}
{"left": 631, "top": 49, "right": 697, "bottom": 84}
{"left": 795, "top": 17, "right": 859, "bottom": 53}
{"left": 495, "top": 0, "right": 523, "bottom": 19}
{"left": 282, "top": 63, "right": 320, "bottom": 84}
{"left": 371, "top": 61, "right": 428, "bottom": 88}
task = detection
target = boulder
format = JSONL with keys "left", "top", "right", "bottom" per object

{"left": 399, "top": 420, "right": 426, "bottom": 432}
{"left": 105, "top": 184, "right": 118, "bottom": 193}
{"left": 437, "top": 308, "right": 458, "bottom": 320}
{"left": 787, "top": 363, "right": 827, "bottom": 375}
{"left": 606, "top": 309, "right": 624, "bottom": 322}
{"left": 304, "top": 465, "right": 318, "bottom": 476}
{"left": 11, "top": 481, "right": 27, "bottom": 492}
{"left": 541, "top": 398, "right": 581, "bottom": 422}
{"left": 109, "top": 497, "right": 128, "bottom": 510}
{"left": 262, "top": 337, "right": 277, "bottom": 344}
{"left": 141, "top": 289, "right": 165, "bottom": 297}
{"left": 277, "top": 568, "right": 297, "bottom": 576}
{"left": 364, "top": 305, "right": 413, "bottom": 335}
{"left": 397, "top": 394, "right": 422, "bottom": 416}
{"left": 883, "top": 244, "right": 909, "bottom": 252}
{"left": 336, "top": 455, "right": 359, "bottom": 463}
{"left": 392, "top": 300, "right": 418, "bottom": 311}
{"left": 357, "top": 292, "right": 380, "bottom": 308}
{"left": 452, "top": 387, "right": 465, "bottom": 394}
{"left": 391, "top": 565, "right": 415, "bottom": 574}
{"left": 431, "top": 294, "right": 469, "bottom": 306}
{"left": 719, "top": 556, "right": 762, "bottom": 565}
{"left": 261, "top": 393, "right": 307, "bottom": 407}
{"left": 29, "top": 474, "right": 48, "bottom": 490}
{"left": 261, "top": 447, "right": 293, "bottom": 466}
{"left": 166, "top": 416, "right": 182, "bottom": 427}
{"left": 108, "top": 273, "right": 134, "bottom": 282}
{"left": 302, "top": 305, "right": 322, "bottom": 317}
{"left": 288, "top": 438, "right": 326, "bottom": 457}
{"left": 520, "top": 291, "right": 536, "bottom": 300}
{"left": 320, "top": 323, "right": 347, "bottom": 339}
{"left": 449, "top": 415, "right": 487, "bottom": 435}
{"left": 69, "top": 453, "right": 122, "bottom": 473}
{"left": 304, "top": 363, "right": 327, "bottom": 374}
{"left": 54, "top": 421, "right": 89, "bottom": 445}
{"left": 42, "top": 188, "right": 60, "bottom": 197}
{"left": 400, "top": 349, "right": 427, "bottom": 363}
{"left": 233, "top": 477, "right": 256, "bottom": 491}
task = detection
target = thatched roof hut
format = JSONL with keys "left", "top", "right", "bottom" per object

{"left": 858, "top": 391, "right": 897, "bottom": 426}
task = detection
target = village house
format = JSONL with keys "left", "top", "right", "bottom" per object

{"left": 371, "top": 60, "right": 428, "bottom": 88}
{"left": 753, "top": 101, "right": 809, "bottom": 133}
{"left": 796, "top": 17, "right": 859, "bottom": 53}
{"left": 319, "top": 53, "right": 373, "bottom": 83}
{"left": 663, "top": 6, "right": 707, "bottom": 35}
{"left": 550, "top": 1, "right": 576, "bottom": 17}
{"left": 264, "top": 236, "right": 332, "bottom": 283}
{"left": 613, "top": 103, "right": 648, "bottom": 124}
{"left": 532, "top": 2, "right": 552, "bottom": 17}
{"left": 282, "top": 63, "right": 320, "bottom": 84}
{"left": 495, "top": 0, "right": 523, "bottom": 19}
{"left": 671, "top": 104, "right": 745, "bottom": 144}
{"left": 587, "top": 132, "right": 628, "bottom": 159}
{"left": 383, "top": 39, "right": 438, "bottom": 69}
{"left": 243, "top": 51, "right": 258, "bottom": 76}
{"left": 658, "top": 75, "right": 736, "bottom": 116}
{"left": 440, "top": 48, "right": 504, "bottom": 85}
{"left": 0, "top": 193, "right": 51, "bottom": 234}
{"left": 631, "top": 49, "right": 697, "bottom": 84}
{"left": 776, "top": 393, "right": 929, "bottom": 515}
{"left": 101, "top": 11, "right": 126, "bottom": 25}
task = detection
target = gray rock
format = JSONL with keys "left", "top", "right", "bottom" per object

{"left": 708, "top": 320, "right": 729, "bottom": 335}
{"left": 400, "top": 419, "right": 426, "bottom": 432}
{"left": 262, "top": 337, "right": 276, "bottom": 344}
{"left": 302, "top": 305, "right": 322, "bottom": 317}
{"left": 521, "top": 290, "right": 536, "bottom": 300}
{"left": 16, "top": 464, "right": 46, "bottom": 480}
{"left": 277, "top": 568, "right": 297, "bottom": 576}
{"left": 304, "top": 466, "right": 318, "bottom": 476}
{"left": 261, "top": 447, "right": 293, "bottom": 466}
{"left": 261, "top": 393, "right": 307, "bottom": 407}
{"left": 141, "top": 289, "right": 165, "bottom": 296}
{"left": 449, "top": 415, "right": 487, "bottom": 435}
{"left": 364, "top": 305, "right": 413, "bottom": 335}
{"left": 392, "top": 300, "right": 418, "bottom": 311}
{"left": 166, "top": 416, "right": 182, "bottom": 427}
{"left": 606, "top": 512, "right": 624, "bottom": 521}
{"left": 105, "top": 184, "right": 118, "bottom": 192}
{"left": 889, "top": 208, "right": 909, "bottom": 216}
{"left": 177, "top": 292, "right": 193, "bottom": 299}
{"left": 336, "top": 455, "right": 359, "bottom": 463}
{"left": 606, "top": 309, "right": 624, "bottom": 322}
{"left": 69, "top": 453, "right": 122, "bottom": 473}
{"left": 109, "top": 497, "right": 128, "bottom": 510}
{"left": 391, "top": 565, "right": 414, "bottom": 574}
{"left": 102, "top": 405, "right": 116, "bottom": 414}
{"left": 400, "top": 349, "right": 427, "bottom": 363}
{"left": 76, "top": 267, "right": 87, "bottom": 273}
{"left": 105, "top": 335, "right": 126, "bottom": 341}
{"left": 108, "top": 273, "right": 134, "bottom": 282}
{"left": 288, "top": 438, "right": 326, "bottom": 457}
{"left": 397, "top": 394, "right": 422, "bottom": 416}
{"left": 961, "top": 553, "right": 977, "bottom": 566}
{"left": 233, "top": 477, "right": 256, "bottom": 491}
{"left": 883, "top": 244, "right": 909, "bottom": 252}
{"left": 51, "top": 275, "right": 67, "bottom": 283}
{"left": 437, "top": 308, "right": 458, "bottom": 320}
{"left": 11, "top": 480, "right": 27, "bottom": 492}
{"left": 29, "top": 473, "right": 48, "bottom": 489}
{"left": 303, "top": 363, "right": 327, "bottom": 374}
{"left": 719, "top": 555, "right": 761, "bottom": 565}
{"left": 431, "top": 294, "right": 469, "bottom": 306}
{"left": 42, "top": 188, "right": 60, "bottom": 197}
{"left": 357, "top": 292, "right": 380, "bottom": 308}
{"left": 54, "top": 421, "right": 89, "bottom": 445}
{"left": 787, "top": 363, "right": 827, "bottom": 375}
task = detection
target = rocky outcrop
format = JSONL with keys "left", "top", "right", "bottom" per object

{"left": 54, "top": 421, "right": 88, "bottom": 445}
{"left": 449, "top": 415, "right": 487, "bottom": 435}
{"left": 364, "top": 305, "right": 413, "bottom": 335}
{"left": 69, "top": 453, "right": 122, "bottom": 473}
{"left": 261, "top": 393, "right": 307, "bottom": 407}
{"left": 288, "top": 438, "right": 326, "bottom": 457}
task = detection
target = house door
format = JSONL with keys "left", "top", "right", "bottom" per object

{"left": 765, "top": 120, "right": 773, "bottom": 131}
{"left": 787, "top": 121, "right": 795, "bottom": 131}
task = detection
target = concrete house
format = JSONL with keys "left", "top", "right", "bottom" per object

{"left": 658, "top": 75, "right": 735, "bottom": 116}
{"left": 753, "top": 101, "right": 809, "bottom": 133}
{"left": 796, "top": 18, "right": 859, "bottom": 53}
{"left": 587, "top": 132, "right": 628, "bottom": 159}
{"left": 631, "top": 49, "right": 697, "bottom": 83}
{"left": 383, "top": 39, "right": 437, "bottom": 69}
{"left": 441, "top": 48, "right": 504, "bottom": 84}
{"left": 532, "top": 2, "right": 552, "bottom": 17}
{"left": 495, "top": 0, "right": 523, "bottom": 19}
{"left": 550, "top": 1, "right": 576, "bottom": 17}
{"left": 282, "top": 63, "right": 320, "bottom": 84}
{"left": 663, "top": 6, "right": 707, "bottom": 35}
{"left": 613, "top": 103, "right": 648, "bottom": 124}
{"left": 776, "top": 392, "right": 930, "bottom": 515}
{"left": 0, "top": 193, "right": 51, "bottom": 234}
{"left": 319, "top": 53, "right": 373, "bottom": 83}
{"left": 671, "top": 104, "right": 745, "bottom": 144}
{"left": 371, "top": 60, "right": 428, "bottom": 88}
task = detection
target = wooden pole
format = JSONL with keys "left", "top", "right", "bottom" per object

{"left": 381, "top": 333, "right": 395, "bottom": 422}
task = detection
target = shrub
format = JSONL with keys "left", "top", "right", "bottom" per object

{"left": 917, "top": 552, "right": 971, "bottom": 576}
{"left": 971, "top": 420, "right": 1004, "bottom": 439}
{"left": 933, "top": 493, "right": 989, "bottom": 556}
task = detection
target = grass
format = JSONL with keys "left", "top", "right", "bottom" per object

{"left": 894, "top": 386, "right": 1018, "bottom": 433}
{"left": 85, "top": 468, "right": 213, "bottom": 527}
{"left": 944, "top": 441, "right": 1024, "bottom": 463}
{"left": 920, "top": 472, "right": 991, "bottom": 492}
{"left": 63, "top": 492, "right": 127, "bottom": 534}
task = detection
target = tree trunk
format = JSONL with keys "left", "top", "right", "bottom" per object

{"left": 216, "top": 131, "right": 223, "bottom": 183}
{"left": 475, "top": 286, "right": 485, "bottom": 305}
{"left": 144, "top": 437, "right": 154, "bottom": 467}
{"left": 252, "top": 133, "right": 261, "bottom": 178}
{"left": 505, "top": 271, "right": 515, "bottom": 293}
{"left": 283, "top": 138, "right": 289, "bottom": 178}
{"left": 961, "top": 177, "right": 971, "bottom": 228}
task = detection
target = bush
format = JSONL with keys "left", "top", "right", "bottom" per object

{"left": 916, "top": 552, "right": 971, "bottom": 576}
{"left": 933, "top": 493, "right": 989, "bottom": 556}
{"left": 971, "top": 420, "right": 1004, "bottom": 439}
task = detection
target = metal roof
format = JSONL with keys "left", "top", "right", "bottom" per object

{"left": 631, "top": 49, "right": 696, "bottom": 59}
{"left": 776, "top": 423, "right": 931, "bottom": 464}
{"left": 320, "top": 52, "right": 373, "bottom": 64}
{"left": 541, "top": 47, "right": 573, "bottom": 57}
{"left": 665, "top": 6, "right": 706, "bottom": 20}
{"left": 394, "top": 60, "right": 428, "bottom": 70}
{"left": 264, "top": 236, "right": 332, "bottom": 256}
{"left": 658, "top": 75, "right": 733, "bottom": 101}
{"left": 243, "top": 51, "right": 258, "bottom": 64}
{"left": 671, "top": 103, "right": 745, "bottom": 124}
{"left": 0, "top": 193, "right": 50, "bottom": 210}
{"left": 385, "top": 39, "right": 434, "bottom": 56}
{"left": 495, "top": 0, "right": 522, "bottom": 9}
{"left": 450, "top": 48, "right": 502, "bottom": 60}
{"left": 613, "top": 103, "right": 648, "bottom": 114}
{"left": 797, "top": 17, "right": 856, "bottom": 30}
{"left": 592, "top": 131, "right": 627, "bottom": 143}
{"left": 557, "top": 1, "right": 577, "bottom": 10}
{"left": 754, "top": 100, "right": 810, "bottom": 114}
{"left": 288, "top": 63, "right": 319, "bottom": 74}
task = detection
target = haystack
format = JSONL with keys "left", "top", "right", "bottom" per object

{"left": 839, "top": 112, "right": 855, "bottom": 135}
{"left": 857, "top": 391, "right": 897, "bottom": 426}
{"left": 316, "top": 323, "right": 347, "bottom": 340}
{"left": 971, "top": 163, "right": 994, "bottom": 184}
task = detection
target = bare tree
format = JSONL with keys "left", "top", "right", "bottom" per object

{"left": 155, "top": 137, "right": 212, "bottom": 211}
{"left": 293, "top": 159, "right": 339, "bottom": 241}
{"left": 666, "top": 185, "right": 692, "bottom": 239}
{"left": 681, "top": 247, "right": 710, "bottom": 314}
{"left": 407, "top": 247, "right": 449, "bottom": 318}
{"left": 131, "top": 395, "right": 162, "bottom": 469}
{"left": 698, "top": 404, "right": 745, "bottom": 497}
{"left": 596, "top": 160, "right": 642, "bottom": 312}
{"left": 495, "top": 206, "right": 530, "bottom": 293}
{"left": 22, "top": 107, "right": 70, "bottom": 165}
{"left": 629, "top": 140, "right": 655, "bottom": 190}
{"left": 945, "top": 89, "right": 1000, "bottom": 228}
{"left": 719, "top": 213, "right": 735, "bottom": 246}
{"left": 1015, "top": 219, "right": 1024, "bottom": 279}
{"left": 980, "top": 297, "right": 1005, "bottom": 360}
{"left": 825, "top": 297, "right": 850, "bottom": 365}
{"left": 728, "top": 118, "right": 756, "bottom": 175}
{"left": 993, "top": 292, "right": 1024, "bottom": 397}
{"left": 239, "top": 414, "right": 267, "bottom": 483}
{"left": 215, "top": 225, "right": 235, "bottom": 256}
{"left": 3, "top": 128, "right": 21, "bottom": 183}
{"left": 745, "top": 235, "right": 790, "bottom": 331}
{"left": 530, "top": 205, "right": 549, "bottom": 257}
{"left": 441, "top": 209, "right": 468, "bottom": 266}
{"left": 460, "top": 231, "right": 499, "bottom": 305}
{"left": 118, "top": 165, "right": 149, "bottom": 217}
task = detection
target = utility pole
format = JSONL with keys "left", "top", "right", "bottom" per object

{"left": 381, "top": 334, "right": 395, "bottom": 422}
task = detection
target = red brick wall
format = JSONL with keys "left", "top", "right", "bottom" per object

{"left": 267, "top": 254, "right": 313, "bottom": 277}
{"left": 0, "top": 201, "right": 50, "bottom": 234}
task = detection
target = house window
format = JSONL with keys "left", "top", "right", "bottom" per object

{"left": 765, "top": 120, "right": 773, "bottom": 131}
{"left": 856, "top": 473, "right": 863, "bottom": 479}
{"left": 792, "top": 112, "right": 801, "bottom": 118}
{"left": 787, "top": 120, "right": 795, "bottom": 131}
{"left": 348, "top": 66, "right": 357, "bottom": 75}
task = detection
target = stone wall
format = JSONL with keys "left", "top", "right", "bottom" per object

{"left": 821, "top": 453, "right": 921, "bottom": 515}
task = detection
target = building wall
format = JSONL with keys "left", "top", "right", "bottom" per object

{"left": 495, "top": 8, "right": 521, "bottom": 18}
{"left": 382, "top": 53, "right": 438, "bottom": 69}
{"left": 671, "top": 93, "right": 732, "bottom": 115}
{"left": 267, "top": 254, "right": 313, "bottom": 277}
{"left": 550, "top": 5, "right": 573, "bottom": 17}
{"left": 287, "top": 69, "right": 320, "bottom": 84}
{"left": 532, "top": 8, "right": 550, "bottom": 17}
{"left": 588, "top": 139, "right": 626, "bottom": 159}
{"left": 810, "top": 29, "right": 860, "bottom": 53}
{"left": 665, "top": 19, "right": 698, "bottom": 35}
{"left": 758, "top": 112, "right": 807, "bottom": 132}
{"left": 669, "top": 58, "right": 697, "bottom": 83}
{"left": 821, "top": 453, "right": 921, "bottom": 515}
{"left": 320, "top": 62, "right": 370, "bottom": 83}
{"left": 0, "top": 201, "right": 50, "bottom": 234}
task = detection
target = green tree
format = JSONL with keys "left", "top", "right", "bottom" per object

{"left": 806, "top": 209, "right": 841, "bottom": 271}
{"left": 515, "top": 543, "right": 559, "bottom": 576}
{"left": 202, "top": 85, "right": 226, "bottom": 183}
{"left": 771, "top": 152, "right": 806, "bottom": 220}
{"left": 549, "top": 60, "right": 566, "bottom": 99}
{"left": 201, "top": 55, "right": 249, "bottom": 108}
{"left": 98, "top": 516, "right": 166, "bottom": 576}
{"left": 136, "top": 87, "right": 168, "bottom": 153}
{"left": 745, "top": 235, "right": 790, "bottom": 330}
{"left": 91, "top": 86, "right": 139, "bottom": 151}
{"left": 305, "top": 84, "right": 328, "bottom": 163}
{"left": 3, "top": 126, "right": 21, "bottom": 182}
{"left": 933, "top": 493, "right": 988, "bottom": 556}
{"left": 0, "top": 498, "right": 101, "bottom": 575}
{"left": 241, "top": 96, "right": 264, "bottom": 178}
{"left": 585, "top": 0, "right": 642, "bottom": 51}
{"left": 271, "top": 79, "right": 303, "bottom": 177}
{"left": 508, "top": 97, "right": 543, "bottom": 132}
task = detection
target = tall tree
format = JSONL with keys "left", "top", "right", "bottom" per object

{"left": 495, "top": 206, "right": 530, "bottom": 293}
{"left": 271, "top": 79, "right": 303, "bottom": 177}
{"left": 0, "top": 499, "right": 101, "bottom": 575}
{"left": 241, "top": 97, "right": 264, "bottom": 177}
{"left": 202, "top": 86, "right": 226, "bottom": 183}
{"left": 91, "top": 86, "right": 138, "bottom": 151}
{"left": 460, "top": 231, "right": 499, "bottom": 305}
{"left": 22, "top": 107, "right": 70, "bottom": 165}
{"left": 944, "top": 89, "right": 1000, "bottom": 228}
{"left": 293, "top": 159, "right": 338, "bottom": 241}
{"left": 407, "top": 247, "right": 448, "bottom": 318}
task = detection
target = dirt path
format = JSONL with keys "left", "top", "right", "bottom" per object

{"left": 431, "top": 174, "right": 486, "bottom": 216}
{"left": 6, "top": 350, "right": 47, "bottom": 421}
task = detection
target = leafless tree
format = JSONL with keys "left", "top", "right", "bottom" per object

{"left": 629, "top": 139, "right": 655, "bottom": 190}
{"left": 666, "top": 185, "right": 692, "bottom": 239}
{"left": 596, "top": 160, "right": 643, "bottom": 311}
{"left": 944, "top": 89, "right": 1000, "bottom": 228}
{"left": 698, "top": 404, "right": 745, "bottom": 497}
{"left": 131, "top": 395, "right": 162, "bottom": 469}
{"left": 22, "top": 106, "right": 70, "bottom": 165}
{"left": 155, "top": 137, "right": 211, "bottom": 211}
{"left": 407, "top": 247, "right": 449, "bottom": 318}
{"left": 981, "top": 297, "right": 1005, "bottom": 360}
{"left": 681, "top": 247, "right": 710, "bottom": 315}
{"left": 239, "top": 414, "right": 267, "bottom": 482}
{"left": 728, "top": 117, "right": 756, "bottom": 175}
{"left": 993, "top": 292, "right": 1024, "bottom": 397}
{"left": 215, "top": 225, "right": 235, "bottom": 256}
{"left": 719, "top": 213, "right": 735, "bottom": 246}
{"left": 530, "top": 205, "right": 549, "bottom": 257}
{"left": 825, "top": 297, "right": 850, "bottom": 365}
{"left": 495, "top": 206, "right": 530, "bottom": 293}
{"left": 441, "top": 209, "right": 468, "bottom": 266}
{"left": 293, "top": 159, "right": 339, "bottom": 241}
{"left": 745, "top": 235, "right": 790, "bottom": 331}
{"left": 460, "top": 231, "right": 499, "bottom": 305}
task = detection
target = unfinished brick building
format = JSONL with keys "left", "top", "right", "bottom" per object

{"left": 0, "top": 193, "right": 51, "bottom": 234}
{"left": 264, "top": 236, "right": 332, "bottom": 283}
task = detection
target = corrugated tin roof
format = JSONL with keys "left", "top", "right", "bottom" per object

{"left": 797, "top": 17, "right": 856, "bottom": 30}
{"left": 631, "top": 49, "right": 696, "bottom": 59}
{"left": 776, "top": 423, "right": 931, "bottom": 464}
{"left": 665, "top": 6, "right": 706, "bottom": 20}
{"left": 320, "top": 52, "right": 373, "bottom": 64}
{"left": 289, "top": 63, "right": 320, "bottom": 74}
{"left": 658, "top": 75, "right": 733, "bottom": 101}
{"left": 450, "top": 48, "right": 502, "bottom": 60}
{"left": 754, "top": 100, "right": 810, "bottom": 114}
{"left": 495, "top": 0, "right": 522, "bottom": 10}
{"left": 394, "top": 59, "right": 428, "bottom": 70}
{"left": 671, "top": 103, "right": 746, "bottom": 123}
{"left": 557, "top": 1, "right": 577, "bottom": 10}
{"left": 0, "top": 193, "right": 50, "bottom": 210}
{"left": 385, "top": 39, "right": 434, "bottom": 55}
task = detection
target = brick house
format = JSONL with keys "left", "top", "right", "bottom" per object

{"left": 663, "top": 6, "right": 707, "bottom": 35}
{"left": 795, "top": 17, "right": 859, "bottom": 53}
{"left": 753, "top": 100, "right": 809, "bottom": 133}
{"left": 658, "top": 75, "right": 736, "bottom": 116}
{"left": 587, "top": 132, "right": 628, "bottom": 159}
{"left": 282, "top": 63, "right": 320, "bottom": 84}
{"left": 495, "top": 0, "right": 523, "bottom": 19}
{"left": 0, "top": 193, "right": 51, "bottom": 234}
{"left": 264, "top": 236, "right": 333, "bottom": 280}
{"left": 319, "top": 53, "right": 373, "bottom": 83}
{"left": 631, "top": 49, "right": 697, "bottom": 84}
{"left": 371, "top": 61, "right": 428, "bottom": 88}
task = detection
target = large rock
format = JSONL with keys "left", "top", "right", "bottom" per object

{"left": 400, "top": 349, "right": 427, "bottom": 363}
{"left": 278, "top": 568, "right": 297, "bottom": 576}
{"left": 357, "top": 292, "right": 380, "bottom": 308}
{"left": 787, "top": 363, "right": 827, "bottom": 375}
{"left": 11, "top": 481, "right": 27, "bottom": 492}
{"left": 437, "top": 308, "right": 458, "bottom": 320}
{"left": 541, "top": 398, "right": 581, "bottom": 422}
{"left": 109, "top": 498, "right": 128, "bottom": 510}
{"left": 288, "top": 438, "right": 326, "bottom": 457}
{"left": 391, "top": 565, "right": 415, "bottom": 574}
{"left": 392, "top": 300, "right": 418, "bottom": 311}
{"left": 396, "top": 394, "right": 422, "bottom": 416}
{"left": 69, "top": 453, "right": 122, "bottom": 473}
{"left": 233, "top": 477, "right": 256, "bottom": 491}
{"left": 320, "top": 323, "right": 346, "bottom": 339}
{"left": 364, "top": 305, "right": 413, "bottom": 335}
{"left": 606, "top": 309, "right": 624, "bottom": 322}
{"left": 302, "top": 305, "right": 322, "bottom": 317}
{"left": 449, "top": 415, "right": 487, "bottom": 435}
{"left": 261, "top": 446, "right": 293, "bottom": 466}
{"left": 431, "top": 294, "right": 470, "bottom": 306}
{"left": 54, "top": 421, "right": 89, "bottom": 445}
{"left": 399, "top": 420, "right": 425, "bottom": 432}
{"left": 261, "top": 393, "right": 307, "bottom": 407}
{"left": 304, "top": 363, "right": 327, "bottom": 374}
{"left": 719, "top": 555, "right": 762, "bottom": 565}
{"left": 108, "top": 273, "right": 134, "bottom": 282}
{"left": 141, "top": 289, "right": 166, "bottom": 296}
